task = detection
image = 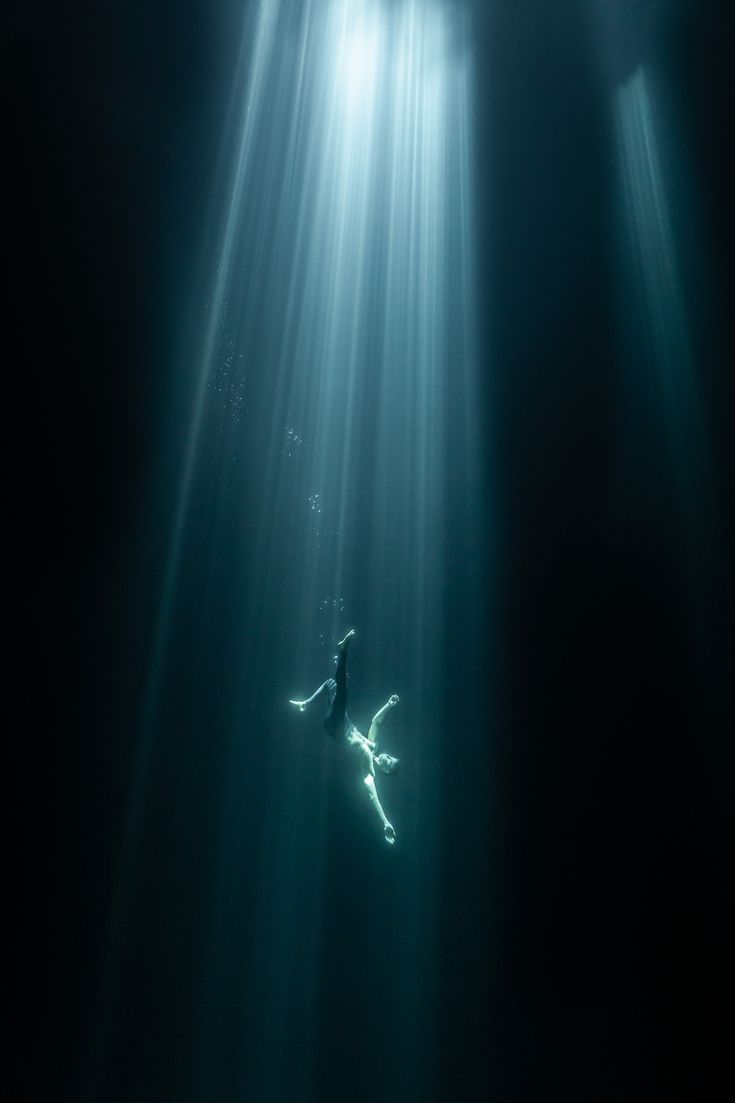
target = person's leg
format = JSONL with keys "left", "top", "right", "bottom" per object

{"left": 290, "top": 681, "right": 331, "bottom": 711}
{"left": 324, "top": 630, "right": 354, "bottom": 737}
{"left": 332, "top": 648, "right": 347, "bottom": 714}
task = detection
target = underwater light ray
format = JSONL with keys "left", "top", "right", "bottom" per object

{"left": 616, "top": 74, "right": 721, "bottom": 557}
{"left": 81, "top": 8, "right": 289, "bottom": 1093}
{"left": 90, "top": 3, "right": 486, "bottom": 1100}
{"left": 615, "top": 65, "right": 730, "bottom": 727}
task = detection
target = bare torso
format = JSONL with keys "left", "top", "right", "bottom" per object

{"left": 346, "top": 728, "right": 375, "bottom": 776}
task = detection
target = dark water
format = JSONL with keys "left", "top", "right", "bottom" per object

{"left": 15, "top": 2, "right": 733, "bottom": 1101}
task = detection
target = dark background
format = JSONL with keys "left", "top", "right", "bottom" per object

{"left": 13, "top": 2, "right": 733, "bottom": 1100}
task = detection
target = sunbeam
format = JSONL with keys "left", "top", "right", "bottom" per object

{"left": 97, "top": 2, "right": 483, "bottom": 1100}
{"left": 615, "top": 65, "right": 728, "bottom": 681}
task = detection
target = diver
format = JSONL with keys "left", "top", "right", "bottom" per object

{"left": 290, "top": 629, "right": 400, "bottom": 845}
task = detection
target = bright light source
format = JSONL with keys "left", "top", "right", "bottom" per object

{"left": 336, "top": 12, "right": 381, "bottom": 112}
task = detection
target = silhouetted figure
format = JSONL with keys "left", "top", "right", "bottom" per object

{"left": 291, "top": 629, "right": 400, "bottom": 845}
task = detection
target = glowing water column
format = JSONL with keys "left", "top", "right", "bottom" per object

{"left": 107, "top": 3, "right": 480, "bottom": 1101}
{"left": 198, "top": 4, "right": 480, "bottom": 1099}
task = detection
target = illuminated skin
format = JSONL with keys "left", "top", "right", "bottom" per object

{"left": 290, "top": 630, "right": 400, "bottom": 845}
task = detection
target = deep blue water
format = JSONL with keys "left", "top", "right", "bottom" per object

{"left": 15, "top": 3, "right": 733, "bottom": 1102}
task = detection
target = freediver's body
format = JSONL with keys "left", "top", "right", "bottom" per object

{"left": 290, "top": 629, "right": 400, "bottom": 845}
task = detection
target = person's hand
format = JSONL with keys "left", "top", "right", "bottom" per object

{"left": 388, "top": 694, "right": 399, "bottom": 707}
{"left": 384, "top": 822, "right": 396, "bottom": 846}
{"left": 289, "top": 699, "right": 306, "bottom": 712}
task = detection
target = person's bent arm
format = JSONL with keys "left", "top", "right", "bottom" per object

{"left": 368, "top": 694, "right": 399, "bottom": 748}
{"left": 364, "top": 774, "right": 396, "bottom": 845}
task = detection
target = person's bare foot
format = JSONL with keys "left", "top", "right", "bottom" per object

{"left": 388, "top": 694, "right": 399, "bottom": 707}
{"left": 337, "top": 628, "right": 356, "bottom": 650}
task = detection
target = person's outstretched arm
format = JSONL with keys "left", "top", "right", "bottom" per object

{"left": 364, "top": 774, "right": 396, "bottom": 845}
{"left": 367, "top": 694, "right": 399, "bottom": 749}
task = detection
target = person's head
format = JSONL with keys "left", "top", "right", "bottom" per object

{"left": 374, "top": 752, "right": 400, "bottom": 776}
